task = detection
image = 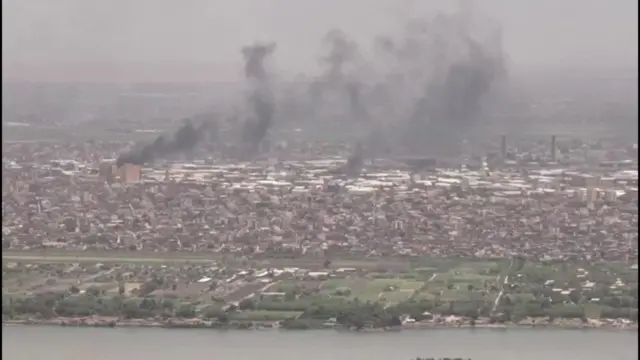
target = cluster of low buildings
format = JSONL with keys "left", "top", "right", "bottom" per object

{"left": 2, "top": 138, "right": 637, "bottom": 262}
{"left": 4, "top": 260, "right": 339, "bottom": 302}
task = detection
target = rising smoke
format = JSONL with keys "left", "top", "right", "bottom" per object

{"left": 346, "top": 81, "right": 367, "bottom": 121}
{"left": 116, "top": 4, "right": 506, "bottom": 164}
{"left": 369, "top": 7, "right": 507, "bottom": 157}
{"left": 293, "top": 4, "right": 506, "bottom": 160}
{"left": 322, "top": 30, "right": 359, "bottom": 83}
{"left": 343, "top": 142, "right": 364, "bottom": 177}
{"left": 310, "top": 30, "right": 368, "bottom": 122}
{"left": 241, "top": 42, "right": 277, "bottom": 153}
{"left": 116, "top": 119, "right": 217, "bottom": 167}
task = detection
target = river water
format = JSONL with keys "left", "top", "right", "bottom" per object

{"left": 2, "top": 326, "right": 637, "bottom": 360}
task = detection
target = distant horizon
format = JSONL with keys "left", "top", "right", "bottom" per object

{"left": 4, "top": 0, "right": 636, "bottom": 83}
{"left": 1, "top": 63, "right": 243, "bottom": 83}
{"left": 2, "top": 64, "right": 637, "bottom": 84}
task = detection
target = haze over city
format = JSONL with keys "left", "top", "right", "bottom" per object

{"left": 2, "top": 1, "right": 638, "bottom": 360}
{"left": 3, "top": 0, "right": 638, "bottom": 82}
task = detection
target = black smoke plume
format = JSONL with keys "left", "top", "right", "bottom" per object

{"left": 322, "top": 30, "right": 358, "bottom": 83}
{"left": 116, "top": 119, "right": 215, "bottom": 167}
{"left": 343, "top": 142, "right": 364, "bottom": 177}
{"left": 241, "top": 42, "right": 276, "bottom": 153}
{"left": 346, "top": 81, "right": 367, "bottom": 120}
{"left": 373, "top": 7, "right": 507, "bottom": 157}
{"left": 312, "top": 30, "right": 367, "bottom": 122}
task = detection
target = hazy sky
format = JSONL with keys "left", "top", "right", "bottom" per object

{"left": 2, "top": 0, "right": 638, "bottom": 82}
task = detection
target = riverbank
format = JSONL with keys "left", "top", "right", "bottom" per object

{"left": 4, "top": 316, "right": 637, "bottom": 331}
{"left": 5, "top": 324, "right": 637, "bottom": 360}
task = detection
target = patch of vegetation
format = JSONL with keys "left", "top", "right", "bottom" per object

{"left": 3, "top": 259, "right": 637, "bottom": 329}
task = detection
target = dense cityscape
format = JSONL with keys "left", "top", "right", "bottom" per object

{"left": 2, "top": 1, "right": 638, "bottom": 359}
{"left": 2, "top": 130, "right": 638, "bottom": 331}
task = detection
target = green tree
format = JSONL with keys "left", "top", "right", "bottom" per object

{"left": 238, "top": 298, "right": 255, "bottom": 311}
{"left": 217, "top": 313, "right": 229, "bottom": 323}
{"left": 280, "top": 319, "right": 311, "bottom": 330}
{"left": 201, "top": 306, "right": 224, "bottom": 319}
{"left": 175, "top": 304, "right": 196, "bottom": 318}
{"left": 122, "top": 300, "right": 142, "bottom": 319}
{"left": 568, "top": 290, "right": 581, "bottom": 304}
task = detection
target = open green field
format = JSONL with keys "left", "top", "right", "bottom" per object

{"left": 321, "top": 278, "right": 424, "bottom": 304}
{"left": 3, "top": 254, "right": 637, "bottom": 325}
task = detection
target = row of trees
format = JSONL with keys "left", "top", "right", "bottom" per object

{"left": 243, "top": 296, "right": 638, "bottom": 329}
{"left": 3, "top": 290, "right": 637, "bottom": 327}
{"left": 2, "top": 293, "right": 197, "bottom": 320}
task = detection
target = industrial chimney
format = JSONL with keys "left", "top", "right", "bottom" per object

{"left": 551, "top": 135, "right": 557, "bottom": 162}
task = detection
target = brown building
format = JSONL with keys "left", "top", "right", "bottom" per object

{"left": 118, "top": 163, "right": 142, "bottom": 183}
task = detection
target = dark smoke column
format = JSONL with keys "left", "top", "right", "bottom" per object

{"left": 318, "top": 30, "right": 366, "bottom": 122}
{"left": 116, "top": 119, "right": 200, "bottom": 167}
{"left": 241, "top": 42, "right": 277, "bottom": 154}
{"left": 398, "top": 9, "right": 507, "bottom": 158}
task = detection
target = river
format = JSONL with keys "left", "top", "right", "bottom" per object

{"left": 2, "top": 326, "right": 637, "bottom": 360}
